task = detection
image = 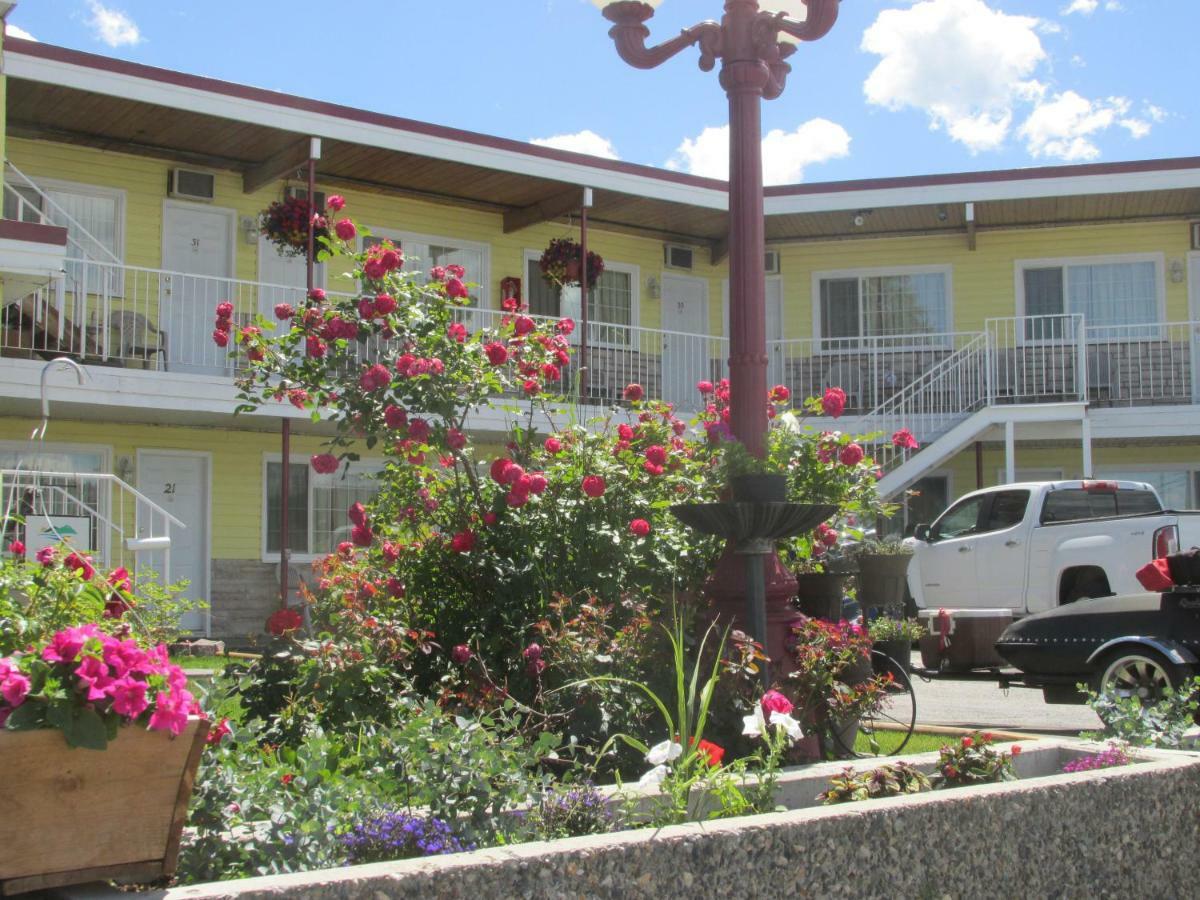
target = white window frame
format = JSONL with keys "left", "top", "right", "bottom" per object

{"left": 34, "top": 177, "right": 127, "bottom": 262}
{"left": 522, "top": 249, "right": 640, "bottom": 350}
{"left": 363, "top": 226, "right": 491, "bottom": 308}
{"left": 810, "top": 263, "right": 954, "bottom": 352}
{"left": 1013, "top": 252, "right": 1166, "bottom": 338}
{"left": 260, "top": 454, "right": 386, "bottom": 563}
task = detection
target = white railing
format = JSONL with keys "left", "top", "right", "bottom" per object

{"left": 4, "top": 160, "right": 122, "bottom": 265}
{"left": 986, "top": 314, "right": 1087, "bottom": 404}
{"left": 1083, "top": 320, "right": 1200, "bottom": 406}
{"left": 0, "top": 469, "right": 183, "bottom": 577}
{"left": 856, "top": 332, "right": 992, "bottom": 473}
{"left": 769, "top": 331, "right": 984, "bottom": 414}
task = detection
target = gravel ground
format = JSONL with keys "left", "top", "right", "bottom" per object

{"left": 905, "top": 653, "right": 1103, "bottom": 735}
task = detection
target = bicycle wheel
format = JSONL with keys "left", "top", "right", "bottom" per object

{"left": 835, "top": 651, "right": 918, "bottom": 758}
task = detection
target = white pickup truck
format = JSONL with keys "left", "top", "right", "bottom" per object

{"left": 907, "top": 480, "right": 1200, "bottom": 616}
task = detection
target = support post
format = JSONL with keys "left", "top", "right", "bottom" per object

{"left": 1004, "top": 420, "right": 1016, "bottom": 484}
{"left": 1081, "top": 415, "right": 1093, "bottom": 478}
{"left": 975, "top": 440, "right": 984, "bottom": 490}
{"left": 579, "top": 187, "right": 592, "bottom": 404}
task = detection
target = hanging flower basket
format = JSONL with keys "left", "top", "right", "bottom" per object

{"left": 259, "top": 195, "right": 329, "bottom": 258}
{"left": 538, "top": 238, "right": 604, "bottom": 290}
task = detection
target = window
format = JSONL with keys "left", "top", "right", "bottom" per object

{"left": 931, "top": 494, "right": 985, "bottom": 540}
{"left": 816, "top": 267, "right": 949, "bottom": 347}
{"left": 264, "top": 458, "right": 382, "bottom": 559}
{"left": 524, "top": 254, "right": 636, "bottom": 347}
{"left": 1019, "top": 256, "right": 1161, "bottom": 335}
{"left": 1040, "top": 487, "right": 1162, "bottom": 524}
{"left": 0, "top": 444, "right": 109, "bottom": 559}
{"left": 364, "top": 229, "right": 488, "bottom": 307}
{"left": 982, "top": 490, "right": 1029, "bottom": 532}
{"left": 1096, "top": 469, "right": 1198, "bottom": 510}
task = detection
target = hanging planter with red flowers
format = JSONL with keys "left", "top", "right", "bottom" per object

{"left": 538, "top": 238, "right": 604, "bottom": 290}
{"left": 259, "top": 195, "right": 330, "bottom": 258}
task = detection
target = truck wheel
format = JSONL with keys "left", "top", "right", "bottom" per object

{"left": 1062, "top": 571, "right": 1110, "bottom": 604}
{"left": 1094, "top": 648, "right": 1187, "bottom": 705}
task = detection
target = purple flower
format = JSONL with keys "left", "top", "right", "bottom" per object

{"left": 341, "top": 811, "right": 470, "bottom": 864}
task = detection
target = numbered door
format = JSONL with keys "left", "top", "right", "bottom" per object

{"left": 661, "top": 274, "right": 710, "bottom": 408}
{"left": 161, "top": 202, "right": 234, "bottom": 374}
{"left": 137, "top": 451, "right": 210, "bottom": 634}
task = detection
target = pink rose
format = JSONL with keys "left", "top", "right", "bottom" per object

{"left": 761, "top": 690, "right": 794, "bottom": 718}
{"left": 7, "top": 540, "right": 24, "bottom": 556}
{"left": 838, "top": 443, "right": 865, "bottom": 466}
{"left": 822, "top": 387, "right": 847, "bottom": 419}
{"left": 556, "top": 317, "right": 575, "bottom": 335}
{"left": 696, "top": 380, "right": 714, "bottom": 394}
{"left": 484, "top": 342, "right": 508, "bottom": 366}
{"left": 544, "top": 436, "right": 562, "bottom": 454}
{"left": 581, "top": 475, "right": 606, "bottom": 498}
{"left": 1, "top": 671, "right": 30, "bottom": 708}
{"left": 334, "top": 218, "right": 357, "bottom": 241}
{"left": 892, "top": 428, "right": 920, "bottom": 450}
{"left": 629, "top": 518, "right": 651, "bottom": 537}
{"left": 311, "top": 453, "right": 339, "bottom": 475}
{"left": 623, "top": 383, "right": 644, "bottom": 402}
{"left": 274, "top": 303, "right": 294, "bottom": 320}
{"left": 449, "top": 530, "right": 476, "bottom": 553}
{"left": 326, "top": 194, "right": 346, "bottom": 212}
{"left": 447, "top": 322, "right": 468, "bottom": 343}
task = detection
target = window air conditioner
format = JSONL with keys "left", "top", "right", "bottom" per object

{"left": 168, "top": 168, "right": 216, "bottom": 202}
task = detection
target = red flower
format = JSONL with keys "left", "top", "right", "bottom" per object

{"left": 280, "top": 773, "right": 296, "bottom": 786}
{"left": 484, "top": 342, "right": 508, "bottom": 366}
{"left": 1011, "top": 744, "right": 1023, "bottom": 756}
{"left": 212, "top": 330, "right": 229, "bottom": 348}
{"left": 206, "top": 717, "right": 232, "bottom": 746}
{"left": 386, "top": 577, "right": 405, "bottom": 598}
{"left": 215, "top": 301, "right": 234, "bottom": 319}
{"left": 309, "top": 288, "right": 326, "bottom": 302}
{"left": 305, "top": 336, "right": 327, "bottom": 358}
{"left": 311, "top": 453, "right": 339, "bottom": 475}
{"left": 838, "top": 443, "right": 865, "bottom": 466}
{"left": 629, "top": 518, "right": 651, "bottom": 537}
{"left": 451, "top": 644, "right": 472, "bottom": 665}
{"left": 64, "top": 551, "right": 95, "bottom": 581}
{"left": 761, "top": 689, "right": 794, "bottom": 718}
{"left": 769, "top": 384, "right": 791, "bottom": 404}
{"left": 334, "top": 218, "right": 356, "bottom": 241}
{"left": 528, "top": 473, "right": 548, "bottom": 494}
{"left": 450, "top": 530, "right": 476, "bottom": 553}
{"left": 891, "top": 428, "right": 920, "bottom": 450}
{"left": 407, "top": 418, "right": 431, "bottom": 442}
{"left": 644, "top": 445, "right": 667, "bottom": 466}
{"left": 490, "top": 457, "right": 514, "bottom": 484}
{"left": 350, "top": 524, "right": 373, "bottom": 547}
{"left": 384, "top": 405, "right": 408, "bottom": 429}
{"left": 961, "top": 736, "right": 974, "bottom": 748}
{"left": 514, "top": 315, "right": 536, "bottom": 336}
{"left": 556, "top": 317, "right": 575, "bottom": 335}
{"left": 623, "top": 383, "right": 644, "bottom": 402}
{"left": 617, "top": 424, "right": 635, "bottom": 441}
{"left": 501, "top": 296, "right": 519, "bottom": 312}
{"left": 541, "top": 363, "right": 561, "bottom": 382}
{"left": 695, "top": 738, "right": 725, "bottom": 768}
{"left": 326, "top": 195, "right": 345, "bottom": 212}
{"left": 642, "top": 462, "right": 664, "bottom": 476}
{"left": 446, "top": 429, "right": 467, "bottom": 451}
{"left": 581, "top": 475, "right": 606, "bottom": 498}
{"left": 266, "top": 608, "right": 303, "bottom": 635}
{"left": 447, "top": 322, "right": 468, "bottom": 343}
{"left": 8, "top": 540, "right": 25, "bottom": 556}
{"left": 696, "top": 380, "right": 714, "bottom": 394}
{"left": 446, "top": 278, "right": 469, "bottom": 299}
{"left": 348, "top": 502, "right": 368, "bottom": 527}
{"left": 822, "top": 387, "right": 847, "bottom": 419}
{"left": 359, "top": 363, "right": 391, "bottom": 392}
{"left": 544, "top": 436, "right": 562, "bottom": 454}
{"left": 373, "top": 293, "right": 397, "bottom": 316}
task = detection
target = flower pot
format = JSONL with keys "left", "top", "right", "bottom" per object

{"left": 855, "top": 552, "right": 913, "bottom": 615}
{"left": 730, "top": 474, "right": 787, "bottom": 504}
{"left": 0, "top": 717, "right": 209, "bottom": 895}
{"left": 793, "top": 572, "right": 849, "bottom": 621}
{"left": 873, "top": 638, "right": 913, "bottom": 677}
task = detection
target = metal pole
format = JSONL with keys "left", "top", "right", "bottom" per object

{"left": 579, "top": 187, "right": 592, "bottom": 404}
{"left": 743, "top": 546, "right": 771, "bottom": 691}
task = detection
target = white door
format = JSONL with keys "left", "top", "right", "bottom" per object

{"left": 161, "top": 203, "right": 234, "bottom": 374}
{"left": 661, "top": 274, "right": 710, "bottom": 408}
{"left": 723, "top": 277, "right": 785, "bottom": 391}
{"left": 972, "top": 488, "right": 1033, "bottom": 611}
{"left": 1189, "top": 253, "right": 1200, "bottom": 403}
{"left": 137, "top": 451, "right": 209, "bottom": 634}
{"left": 257, "top": 234, "right": 324, "bottom": 319}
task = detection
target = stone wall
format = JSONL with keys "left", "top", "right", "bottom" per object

{"left": 208, "top": 559, "right": 316, "bottom": 647}
{"left": 66, "top": 743, "right": 1200, "bottom": 899}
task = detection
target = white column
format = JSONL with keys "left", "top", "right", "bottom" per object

{"left": 1004, "top": 419, "right": 1016, "bottom": 484}
{"left": 1081, "top": 415, "right": 1093, "bottom": 478}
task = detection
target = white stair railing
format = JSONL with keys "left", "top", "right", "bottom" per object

{"left": 4, "top": 160, "right": 121, "bottom": 265}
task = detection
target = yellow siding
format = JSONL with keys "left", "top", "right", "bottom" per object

{"left": 0, "top": 416, "right": 383, "bottom": 560}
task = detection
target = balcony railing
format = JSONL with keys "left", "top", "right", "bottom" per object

{"left": 2, "top": 258, "right": 1197, "bottom": 421}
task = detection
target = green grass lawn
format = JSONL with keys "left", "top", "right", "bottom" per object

{"left": 854, "top": 728, "right": 1011, "bottom": 757}
{"left": 168, "top": 654, "right": 233, "bottom": 671}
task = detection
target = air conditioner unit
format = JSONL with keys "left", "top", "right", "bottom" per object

{"left": 168, "top": 168, "right": 216, "bottom": 202}
{"left": 663, "top": 243, "right": 694, "bottom": 270}
{"left": 764, "top": 250, "right": 781, "bottom": 275}
{"left": 286, "top": 186, "right": 327, "bottom": 210}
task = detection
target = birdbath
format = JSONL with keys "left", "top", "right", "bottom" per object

{"left": 671, "top": 501, "right": 837, "bottom": 689}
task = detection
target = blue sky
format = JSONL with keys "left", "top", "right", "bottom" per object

{"left": 7, "top": 0, "right": 1195, "bottom": 185}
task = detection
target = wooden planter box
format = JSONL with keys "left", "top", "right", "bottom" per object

{"left": 0, "top": 717, "right": 208, "bottom": 896}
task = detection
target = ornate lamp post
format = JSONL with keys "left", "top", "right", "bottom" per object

{"left": 592, "top": 0, "right": 841, "bottom": 671}
{"left": 590, "top": 0, "right": 839, "bottom": 457}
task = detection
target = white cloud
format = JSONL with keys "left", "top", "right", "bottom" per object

{"left": 1145, "top": 104, "right": 1168, "bottom": 123}
{"left": 666, "top": 119, "right": 850, "bottom": 185}
{"left": 85, "top": 1, "right": 142, "bottom": 47}
{"left": 1105, "top": 1, "right": 1124, "bottom": 10}
{"left": 1062, "top": 0, "right": 1098, "bottom": 15}
{"left": 5, "top": 24, "right": 37, "bottom": 41}
{"left": 1070, "top": 54, "right": 1086, "bottom": 67}
{"left": 529, "top": 130, "right": 619, "bottom": 160}
{"left": 1018, "top": 91, "right": 1148, "bottom": 160}
{"left": 861, "top": 0, "right": 1047, "bottom": 153}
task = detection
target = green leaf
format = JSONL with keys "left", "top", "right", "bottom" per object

{"left": 60, "top": 707, "right": 110, "bottom": 750}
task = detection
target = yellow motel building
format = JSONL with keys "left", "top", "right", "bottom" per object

{"left": 0, "top": 34, "right": 1197, "bottom": 642}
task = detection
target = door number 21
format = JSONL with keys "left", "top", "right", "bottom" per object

{"left": 163, "top": 482, "right": 176, "bottom": 496}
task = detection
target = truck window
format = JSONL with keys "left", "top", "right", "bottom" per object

{"left": 1116, "top": 490, "right": 1163, "bottom": 515}
{"left": 982, "top": 490, "right": 1030, "bottom": 532}
{"left": 1041, "top": 490, "right": 1116, "bottom": 523}
{"left": 931, "top": 494, "right": 987, "bottom": 540}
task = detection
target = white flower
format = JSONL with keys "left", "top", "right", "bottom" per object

{"left": 769, "top": 711, "right": 805, "bottom": 742}
{"left": 637, "top": 764, "right": 669, "bottom": 788}
{"left": 742, "top": 709, "right": 767, "bottom": 738}
{"left": 646, "top": 740, "right": 683, "bottom": 765}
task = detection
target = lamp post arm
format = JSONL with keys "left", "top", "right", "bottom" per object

{"left": 602, "top": 4, "right": 723, "bottom": 71}
{"left": 770, "top": 0, "right": 841, "bottom": 45}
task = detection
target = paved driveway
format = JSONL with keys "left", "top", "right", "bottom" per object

{"left": 905, "top": 655, "right": 1102, "bottom": 735}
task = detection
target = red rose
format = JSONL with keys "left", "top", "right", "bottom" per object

{"left": 348, "top": 502, "right": 368, "bottom": 527}
{"left": 274, "top": 303, "right": 294, "bottom": 320}
{"left": 215, "top": 301, "right": 234, "bottom": 319}
{"left": 446, "top": 429, "right": 467, "bottom": 451}
{"left": 212, "top": 330, "right": 229, "bottom": 348}
{"left": 544, "top": 436, "right": 562, "bottom": 454}
{"left": 326, "top": 195, "right": 345, "bottom": 212}
{"left": 359, "top": 363, "right": 391, "bottom": 392}
{"left": 528, "top": 473, "right": 548, "bottom": 494}
{"left": 556, "top": 317, "right": 575, "bottom": 334}
{"left": 447, "top": 322, "right": 468, "bottom": 343}
{"left": 351, "top": 524, "right": 373, "bottom": 547}
{"left": 838, "top": 443, "right": 865, "bottom": 466}
{"left": 334, "top": 218, "right": 357, "bottom": 241}
{"left": 581, "top": 475, "right": 606, "bottom": 498}
{"left": 644, "top": 445, "right": 667, "bottom": 466}
{"left": 514, "top": 316, "right": 535, "bottom": 336}
{"left": 623, "top": 383, "right": 644, "bottom": 402}
{"left": 484, "top": 342, "right": 508, "bottom": 366}
{"left": 769, "top": 384, "right": 791, "bottom": 403}
{"left": 358, "top": 297, "right": 376, "bottom": 319}
{"left": 891, "top": 428, "right": 920, "bottom": 450}
{"left": 541, "top": 363, "right": 561, "bottom": 382}
{"left": 386, "top": 577, "right": 405, "bottom": 598}
{"left": 374, "top": 293, "right": 397, "bottom": 316}
{"left": 305, "top": 336, "right": 327, "bottom": 358}
{"left": 696, "top": 380, "right": 714, "bottom": 394}
{"left": 408, "top": 418, "right": 431, "bottom": 443}
{"left": 309, "top": 288, "right": 326, "bottom": 302}
{"left": 449, "top": 530, "right": 476, "bottom": 553}
{"left": 490, "top": 458, "right": 514, "bottom": 484}
{"left": 266, "top": 608, "right": 303, "bottom": 635}
{"left": 311, "top": 453, "right": 339, "bottom": 474}
{"left": 617, "top": 424, "right": 635, "bottom": 441}
{"left": 451, "top": 644, "right": 472, "bottom": 665}
{"left": 445, "top": 278, "right": 468, "bottom": 299}
{"left": 7, "top": 540, "right": 24, "bottom": 556}
{"left": 629, "top": 518, "right": 651, "bottom": 537}
{"left": 822, "top": 387, "right": 847, "bottom": 419}
{"left": 384, "top": 405, "right": 408, "bottom": 429}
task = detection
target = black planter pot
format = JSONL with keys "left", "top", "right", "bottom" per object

{"left": 856, "top": 553, "right": 913, "bottom": 615}
{"left": 794, "top": 572, "right": 849, "bottom": 621}
{"left": 730, "top": 474, "right": 787, "bottom": 504}
{"left": 873, "top": 638, "right": 913, "bottom": 676}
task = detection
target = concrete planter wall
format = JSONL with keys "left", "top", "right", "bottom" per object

{"left": 60, "top": 739, "right": 1200, "bottom": 900}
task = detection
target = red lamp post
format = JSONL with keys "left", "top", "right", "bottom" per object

{"left": 590, "top": 0, "right": 839, "bottom": 457}
{"left": 592, "top": 0, "right": 841, "bottom": 669}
